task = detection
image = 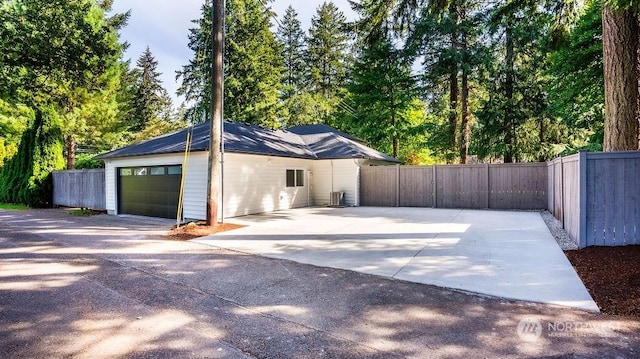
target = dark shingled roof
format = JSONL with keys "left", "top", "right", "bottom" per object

{"left": 288, "top": 124, "right": 399, "bottom": 162}
{"left": 97, "top": 121, "right": 399, "bottom": 163}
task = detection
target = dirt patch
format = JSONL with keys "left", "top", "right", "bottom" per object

{"left": 566, "top": 246, "right": 640, "bottom": 318}
{"left": 164, "top": 221, "right": 245, "bottom": 241}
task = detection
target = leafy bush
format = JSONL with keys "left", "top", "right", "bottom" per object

{"left": 75, "top": 153, "right": 104, "bottom": 169}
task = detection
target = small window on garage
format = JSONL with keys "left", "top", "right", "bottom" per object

{"left": 286, "top": 169, "right": 295, "bottom": 187}
{"left": 120, "top": 168, "right": 132, "bottom": 176}
{"left": 134, "top": 167, "right": 148, "bottom": 176}
{"left": 167, "top": 166, "right": 182, "bottom": 175}
{"left": 286, "top": 169, "right": 304, "bottom": 187}
{"left": 150, "top": 167, "right": 165, "bottom": 175}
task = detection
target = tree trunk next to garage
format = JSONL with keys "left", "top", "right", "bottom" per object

{"left": 602, "top": 5, "right": 639, "bottom": 151}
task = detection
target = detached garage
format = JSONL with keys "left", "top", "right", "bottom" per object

{"left": 97, "top": 122, "right": 399, "bottom": 220}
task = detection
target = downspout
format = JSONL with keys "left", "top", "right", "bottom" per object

{"left": 220, "top": 121, "right": 225, "bottom": 223}
{"left": 354, "top": 159, "right": 360, "bottom": 207}
{"left": 331, "top": 160, "right": 334, "bottom": 193}
{"left": 307, "top": 169, "right": 310, "bottom": 207}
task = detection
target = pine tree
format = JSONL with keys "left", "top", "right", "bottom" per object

{"left": 0, "top": 0, "right": 126, "bottom": 169}
{"left": 344, "top": 36, "right": 420, "bottom": 159}
{"left": 177, "top": 0, "right": 284, "bottom": 127}
{"left": 473, "top": 1, "right": 554, "bottom": 162}
{"left": 131, "top": 46, "right": 172, "bottom": 131}
{"left": 306, "top": 2, "right": 350, "bottom": 100}
{"left": 547, "top": 0, "right": 603, "bottom": 151}
{"left": 277, "top": 5, "right": 306, "bottom": 98}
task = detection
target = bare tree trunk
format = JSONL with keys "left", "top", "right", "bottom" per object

{"left": 602, "top": 6, "right": 639, "bottom": 151}
{"left": 448, "top": 70, "right": 458, "bottom": 164}
{"left": 65, "top": 135, "right": 75, "bottom": 170}
{"left": 207, "top": 0, "right": 224, "bottom": 227}
{"left": 459, "top": 17, "right": 469, "bottom": 164}
{"left": 503, "top": 26, "right": 515, "bottom": 163}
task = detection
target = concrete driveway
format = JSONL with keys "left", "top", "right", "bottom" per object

{"left": 196, "top": 207, "right": 598, "bottom": 312}
{"left": 2, "top": 208, "right": 639, "bottom": 358}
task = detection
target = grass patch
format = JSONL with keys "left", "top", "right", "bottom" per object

{"left": 67, "top": 208, "right": 103, "bottom": 216}
{"left": 0, "top": 203, "right": 28, "bottom": 210}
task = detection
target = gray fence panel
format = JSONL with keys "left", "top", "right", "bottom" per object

{"left": 360, "top": 164, "right": 547, "bottom": 210}
{"left": 52, "top": 169, "right": 106, "bottom": 210}
{"left": 584, "top": 153, "right": 640, "bottom": 247}
{"left": 560, "top": 155, "right": 581, "bottom": 246}
{"left": 489, "top": 164, "right": 547, "bottom": 209}
{"left": 399, "top": 166, "right": 433, "bottom": 207}
{"left": 436, "top": 165, "right": 488, "bottom": 208}
{"left": 360, "top": 166, "right": 397, "bottom": 207}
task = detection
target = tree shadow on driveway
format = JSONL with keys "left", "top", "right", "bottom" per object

{"left": 0, "top": 209, "right": 639, "bottom": 358}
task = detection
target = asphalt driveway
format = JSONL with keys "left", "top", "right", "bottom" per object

{"left": 196, "top": 207, "right": 598, "bottom": 312}
{"left": 1, "top": 208, "right": 638, "bottom": 358}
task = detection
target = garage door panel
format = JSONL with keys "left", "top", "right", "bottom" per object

{"left": 118, "top": 166, "right": 181, "bottom": 219}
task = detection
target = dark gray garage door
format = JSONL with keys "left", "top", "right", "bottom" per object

{"left": 117, "top": 165, "right": 182, "bottom": 219}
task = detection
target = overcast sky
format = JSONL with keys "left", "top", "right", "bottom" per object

{"left": 110, "top": 0, "right": 357, "bottom": 105}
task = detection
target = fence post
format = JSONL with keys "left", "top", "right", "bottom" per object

{"left": 560, "top": 157, "right": 565, "bottom": 228}
{"left": 549, "top": 161, "right": 554, "bottom": 214}
{"left": 432, "top": 165, "right": 437, "bottom": 208}
{"left": 578, "top": 151, "right": 588, "bottom": 248}
{"left": 395, "top": 164, "right": 400, "bottom": 207}
{"left": 485, "top": 164, "right": 490, "bottom": 209}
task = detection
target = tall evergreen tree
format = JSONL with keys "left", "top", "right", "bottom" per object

{"left": 0, "top": 0, "right": 126, "bottom": 169}
{"left": 343, "top": 36, "right": 421, "bottom": 159}
{"left": 177, "top": 0, "right": 284, "bottom": 127}
{"left": 0, "top": 106, "right": 65, "bottom": 207}
{"left": 130, "top": 46, "right": 172, "bottom": 131}
{"left": 547, "top": 0, "right": 604, "bottom": 151}
{"left": 473, "top": 1, "right": 553, "bottom": 162}
{"left": 306, "top": 2, "right": 350, "bottom": 101}
{"left": 277, "top": 5, "right": 306, "bottom": 98}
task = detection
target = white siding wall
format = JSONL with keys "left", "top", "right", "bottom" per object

{"left": 311, "top": 159, "right": 361, "bottom": 206}
{"left": 104, "top": 153, "right": 367, "bottom": 220}
{"left": 310, "top": 160, "right": 332, "bottom": 206}
{"left": 222, "top": 153, "right": 312, "bottom": 218}
{"left": 103, "top": 152, "right": 208, "bottom": 218}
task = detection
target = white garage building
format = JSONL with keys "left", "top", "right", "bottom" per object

{"left": 97, "top": 122, "right": 399, "bottom": 220}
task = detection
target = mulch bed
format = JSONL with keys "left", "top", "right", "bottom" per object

{"left": 164, "top": 221, "right": 245, "bottom": 241}
{"left": 565, "top": 246, "right": 640, "bottom": 318}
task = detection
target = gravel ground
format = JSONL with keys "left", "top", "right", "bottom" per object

{"left": 540, "top": 210, "right": 578, "bottom": 250}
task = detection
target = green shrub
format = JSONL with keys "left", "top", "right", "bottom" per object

{"left": 75, "top": 153, "right": 105, "bottom": 169}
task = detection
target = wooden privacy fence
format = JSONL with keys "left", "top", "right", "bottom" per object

{"left": 52, "top": 169, "right": 106, "bottom": 210}
{"left": 360, "top": 163, "right": 548, "bottom": 210}
{"left": 548, "top": 151, "right": 640, "bottom": 248}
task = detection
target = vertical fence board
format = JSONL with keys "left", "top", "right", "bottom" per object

{"left": 589, "top": 158, "right": 604, "bottom": 246}
{"left": 613, "top": 159, "right": 626, "bottom": 245}
{"left": 603, "top": 158, "right": 616, "bottom": 245}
